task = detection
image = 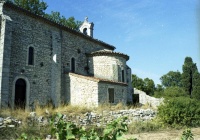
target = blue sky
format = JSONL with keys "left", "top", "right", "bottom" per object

{"left": 43, "top": 0, "right": 200, "bottom": 84}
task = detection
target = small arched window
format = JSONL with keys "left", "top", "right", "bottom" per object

{"left": 71, "top": 57, "right": 75, "bottom": 73}
{"left": 28, "top": 47, "right": 34, "bottom": 65}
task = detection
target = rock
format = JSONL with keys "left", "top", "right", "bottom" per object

{"left": 45, "top": 109, "right": 49, "bottom": 115}
{"left": 30, "top": 112, "right": 36, "bottom": 117}
{"left": 0, "top": 117, "right": 4, "bottom": 123}
{"left": 4, "top": 118, "right": 12, "bottom": 124}
{"left": 38, "top": 116, "right": 43, "bottom": 123}
{"left": 7, "top": 125, "right": 15, "bottom": 128}
{"left": 0, "top": 125, "right": 6, "bottom": 128}
{"left": 46, "top": 135, "right": 51, "bottom": 140}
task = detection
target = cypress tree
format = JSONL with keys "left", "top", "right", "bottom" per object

{"left": 192, "top": 71, "right": 200, "bottom": 99}
{"left": 181, "top": 57, "right": 198, "bottom": 98}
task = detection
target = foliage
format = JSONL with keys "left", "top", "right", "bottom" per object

{"left": 155, "top": 84, "right": 164, "bottom": 92}
{"left": 180, "top": 128, "right": 194, "bottom": 140}
{"left": 18, "top": 133, "right": 42, "bottom": 140}
{"left": 191, "top": 71, "right": 200, "bottom": 100}
{"left": 132, "top": 74, "right": 145, "bottom": 90}
{"left": 157, "top": 97, "right": 200, "bottom": 127}
{"left": 50, "top": 113, "right": 129, "bottom": 140}
{"left": 44, "top": 12, "right": 82, "bottom": 30}
{"left": 160, "top": 71, "right": 182, "bottom": 87}
{"left": 132, "top": 74, "right": 155, "bottom": 95}
{"left": 102, "top": 116, "right": 128, "bottom": 139}
{"left": 181, "top": 57, "right": 198, "bottom": 97}
{"left": 7, "top": 0, "right": 48, "bottom": 15}
{"left": 154, "top": 86, "right": 188, "bottom": 99}
{"left": 143, "top": 78, "right": 155, "bottom": 95}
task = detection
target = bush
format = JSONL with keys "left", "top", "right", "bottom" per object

{"left": 157, "top": 97, "right": 200, "bottom": 127}
{"left": 50, "top": 113, "right": 129, "bottom": 140}
{"left": 154, "top": 87, "right": 188, "bottom": 99}
{"left": 180, "top": 128, "right": 194, "bottom": 140}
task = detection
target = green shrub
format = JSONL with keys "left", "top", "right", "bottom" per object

{"left": 154, "top": 87, "right": 188, "bottom": 99}
{"left": 50, "top": 113, "right": 129, "bottom": 140}
{"left": 180, "top": 128, "right": 194, "bottom": 140}
{"left": 157, "top": 97, "right": 200, "bottom": 127}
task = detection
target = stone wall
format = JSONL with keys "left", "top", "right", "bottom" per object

{"left": 67, "top": 73, "right": 99, "bottom": 107}
{"left": 98, "top": 82, "right": 127, "bottom": 105}
{"left": 88, "top": 55, "right": 127, "bottom": 82}
{"left": 4, "top": 6, "right": 58, "bottom": 108}
{"left": 134, "top": 88, "right": 164, "bottom": 108}
{"left": 0, "top": 2, "right": 133, "bottom": 109}
{"left": 0, "top": 5, "right": 12, "bottom": 108}
{"left": 66, "top": 73, "right": 128, "bottom": 107}
{"left": 1, "top": 4, "right": 114, "bottom": 109}
{"left": 126, "top": 67, "right": 133, "bottom": 103}
{"left": 0, "top": 108, "right": 157, "bottom": 129}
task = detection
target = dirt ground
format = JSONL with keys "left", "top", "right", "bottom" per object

{"left": 125, "top": 128, "right": 200, "bottom": 140}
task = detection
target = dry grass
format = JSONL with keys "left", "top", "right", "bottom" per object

{"left": 96, "top": 102, "right": 130, "bottom": 113}
{"left": 54, "top": 104, "right": 92, "bottom": 115}
{"left": 0, "top": 102, "right": 134, "bottom": 120}
{"left": 0, "top": 108, "right": 29, "bottom": 122}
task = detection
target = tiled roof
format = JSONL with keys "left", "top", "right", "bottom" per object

{"left": 3, "top": 2, "right": 115, "bottom": 50}
{"left": 86, "top": 50, "right": 129, "bottom": 60}
{"left": 69, "top": 73, "right": 128, "bottom": 86}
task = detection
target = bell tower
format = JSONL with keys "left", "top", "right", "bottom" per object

{"left": 79, "top": 17, "right": 94, "bottom": 37}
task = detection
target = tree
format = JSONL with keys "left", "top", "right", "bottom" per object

{"left": 160, "top": 71, "right": 182, "bottom": 87}
{"left": 163, "top": 86, "right": 188, "bottom": 98}
{"left": 132, "top": 74, "right": 155, "bottom": 95}
{"left": 8, "top": 0, "right": 48, "bottom": 15}
{"left": 143, "top": 78, "right": 155, "bottom": 95}
{"left": 132, "top": 74, "right": 144, "bottom": 90}
{"left": 192, "top": 71, "right": 200, "bottom": 99}
{"left": 45, "top": 12, "right": 82, "bottom": 30}
{"left": 182, "top": 57, "right": 198, "bottom": 97}
{"left": 155, "top": 84, "right": 164, "bottom": 92}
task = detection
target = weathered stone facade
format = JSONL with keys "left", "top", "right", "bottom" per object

{"left": 0, "top": 2, "right": 133, "bottom": 109}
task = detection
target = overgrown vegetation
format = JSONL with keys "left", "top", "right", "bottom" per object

{"left": 0, "top": 102, "right": 199, "bottom": 139}
{"left": 180, "top": 128, "right": 194, "bottom": 140}
{"left": 157, "top": 97, "right": 200, "bottom": 127}
{"left": 49, "top": 113, "right": 129, "bottom": 140}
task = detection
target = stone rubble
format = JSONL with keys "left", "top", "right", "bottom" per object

{"left": 0, "top": 116, "right": 22, "bottom": 128}
{"left": 0, "top": 109, "right": 157, "bottom": 128}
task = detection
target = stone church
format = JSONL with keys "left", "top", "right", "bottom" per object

{"left": 0, "top": 1, "right": 133, "bottom": 110}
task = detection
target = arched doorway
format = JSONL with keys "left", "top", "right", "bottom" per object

{"left": 15, "top": 79, "right": 26, "bottom": 109}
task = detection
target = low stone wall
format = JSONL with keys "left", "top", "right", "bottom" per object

{"left": 134, "top": 88, "right": 164, "bottom": 108}
{"left": 0, "top": 109, "right": 157, "bottom": 128}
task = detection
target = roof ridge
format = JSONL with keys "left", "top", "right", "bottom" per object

{"left": 3, "top": 1, "right": 116, "bottom": 50}
{"left": 69, "top": 73, "right": 127, "bottom": 86}
{"left": 87, "top": 51, "right": 129, "bottom": 60}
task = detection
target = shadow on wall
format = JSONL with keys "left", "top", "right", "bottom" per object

{"left": 87, "top": 57, "right": 94, "bottom": 76}
{"left": 133, "top": 88, "right": 164, "bottom": 108}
